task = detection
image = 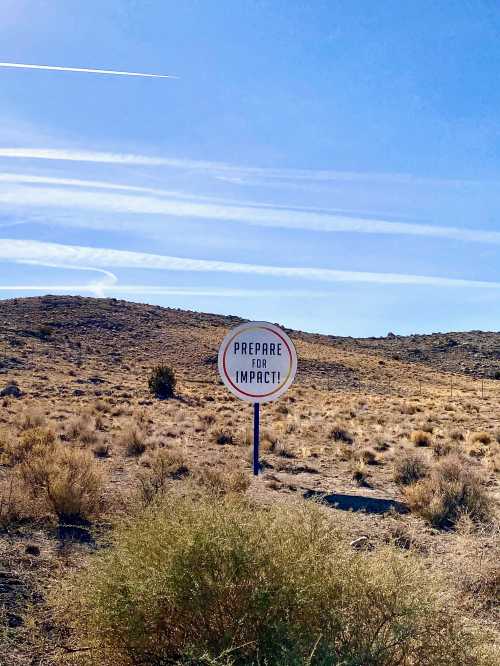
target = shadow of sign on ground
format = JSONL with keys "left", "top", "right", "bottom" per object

{"left": 304, "top": 489, "right": 408, "bottom": 515}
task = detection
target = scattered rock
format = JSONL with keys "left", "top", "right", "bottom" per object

{"left": 0, "top": 382, "right": 22, "bottom": 398}
{"left": 7, "top": 613, "right": 23, "bottom": 628}
{"left": 350, "top": 536, "right": 371, "bottom": 550}
{"left": 203, "top": 354, "right": 218, "bottom": 365}
{"left": 25, "top": 544, "right": 40, "bottom": 556}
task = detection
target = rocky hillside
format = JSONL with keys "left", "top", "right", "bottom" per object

{"left": 338, "top": 330, "right": 500, "bottom": 380}
{"left": 0, "top": 295, "right": 498, "bottom": 383}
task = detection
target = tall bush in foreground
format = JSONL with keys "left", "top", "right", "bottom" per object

{"left": 55, "top": 494, "right": 495, "bottom": 666}
{"left": 148, "top": 364, "right": 176, "bottom": 399}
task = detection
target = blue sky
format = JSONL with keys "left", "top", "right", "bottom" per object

{"left": 0, "top": 1, "right": 499, "bottom": 336}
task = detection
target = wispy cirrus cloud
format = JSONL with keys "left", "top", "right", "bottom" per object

{"left": 0, "top": 172, "right": 420, "bottom": 220}
{"left": 1, "top": 239, "right": 499, "bottom": 290}
{"left": 0, "top": 62, "right": 178, "bottom": 79}
{"left": 0, "top": 179, "right": 499, "bottom": 245}
{"left": 0, "top": 146, "right": 491, "bottom": 187}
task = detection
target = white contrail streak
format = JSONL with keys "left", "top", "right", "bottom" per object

{"left": 0, "top": 62, "right": 178, "bottom": 79}
{"left": 1, "top": 181, "right": 499, "bottom": 245}
{"left": 0, "top": 147, "right": 202, "bottom": 166}
{"left": 1, "top": 239, "right": 500, "bottom": 290}
{"left": 8, "top": 260, "right": 118, "bottom": 297}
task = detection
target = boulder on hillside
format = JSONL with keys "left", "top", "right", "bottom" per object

{"left": 0, "top": 381, "right": 22, "bottom": 398}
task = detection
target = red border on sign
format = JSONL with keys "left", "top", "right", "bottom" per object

{"left": 222, "top": 326, "right": 293, "bottom": 398}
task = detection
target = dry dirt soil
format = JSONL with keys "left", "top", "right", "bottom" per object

{"left": 0, "top": 295, "right": 499, "bottom": 664}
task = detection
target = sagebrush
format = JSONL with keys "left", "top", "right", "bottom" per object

{"left": 55, "top": 494, "right": 496, "bottom": 665}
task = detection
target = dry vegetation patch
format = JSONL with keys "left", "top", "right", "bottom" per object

{"left": 20, "top": 444, "right": 104, "bottom": 523}
{"left": 404, "top": 455, "right": 495, "bottom": 529}
{"left": 394, "top": 452, "right": 429, "bottom": 486}
{"left": 53, "top": 494, "right": 497, "bottom": 665}
{"left": 411, "top": 429, "right": 433, "bottom": 447}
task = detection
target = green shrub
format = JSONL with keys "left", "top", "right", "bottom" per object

{"left": 56, "top": 494, "right": 495, "bottom": 665}
{"left": 148, "top": 364, "right": 176, "bottom": 399}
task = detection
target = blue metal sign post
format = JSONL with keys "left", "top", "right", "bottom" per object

{"left": 253, "top": 402, "right": 260, "bottom": 476}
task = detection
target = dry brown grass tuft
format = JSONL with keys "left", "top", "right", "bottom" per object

{"left": 138, "top": 449, "right": 189, "bottom": 504}
{"left": 411, "top": 429, "right": 432, "bottom": 447}
{"left": 432, "top": 439, "right": 453, "bottom": 458}
{"left": 394, "top": 451, "right": 428, "bottom": 485}
{"left": 92, "top": 439, "right": 111, "bottom": 458}
{"left": 261, "top": 427, "right": 281, "bottom": 447}
{"left": 373, "top": 437, "right": 391, "bottom": 452}
{"left": 0, "top": 477, "right": 30, "bottom": 527}
{"left": 4, "top": 427, "right": 56, "bottom": 466}
{"left": 330, "top": 423, "right": 353, "bottom": 444}
{"left": 94, "top": 399, "right": 109, "bottom": 413}
{"left": 358, "top": 448, "right": 378, "bottom": 465}
{"left": 404, "top": 454, "right": 495, "bottom": 529}
{"left": 63, "top": 415, "right": 94, "bottom": 443}
{"left": 79, "top": 423, "right": 100, "bottom": 446}
{"left": 419, "top": 421, "right": 434, "bottom": 434}
{"left": 400, "top": 403, "right": 421, "bottom": 415}
{"left": 471, "top": 431, "right": 492, "bottom": 446}
{"left": 212, "top": 428, "right": 235, "bottom": 446}
{"left": 197, "top": 466, "right": 251, "bottom": 495}
{"left": 450, "top": 429, "right": 465, "bottom": 442}
{"left": 198, "top": 411, "right": 216, "bottom": 427}
{"left": 19, "top": 407, "right": 46, "bottom": 431}
{"left": 351, "top": 460, "right": 369, "bottom": 486}
{"left": 270, "top": 439, "right": 296, "bottom": 458}
{"left": 118, "top": 422, "right": 147, "bottom": 456}
{"left": 20, "top": 444, "right": 104, "bottom": 523}
{"left": 94, "top": 413, "right": 106, "bottom": 431}
{"left": 0, "top": 428, "right": 15, "bottom": 464}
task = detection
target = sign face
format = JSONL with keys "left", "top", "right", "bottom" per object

{"left": 218, "top": 321, "right": 297, "bottom": 403}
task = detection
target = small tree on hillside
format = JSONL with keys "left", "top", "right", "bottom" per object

{"left": 149, "top": 365, "right": 176, "bottom": 399}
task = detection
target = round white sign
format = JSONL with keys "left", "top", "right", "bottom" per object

{"left": 218, "top": 321, "right": 297, "bottom": 403}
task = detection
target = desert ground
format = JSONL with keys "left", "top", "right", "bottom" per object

{"left": 0, "top": 295, "right": 499, "bottom": 664}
